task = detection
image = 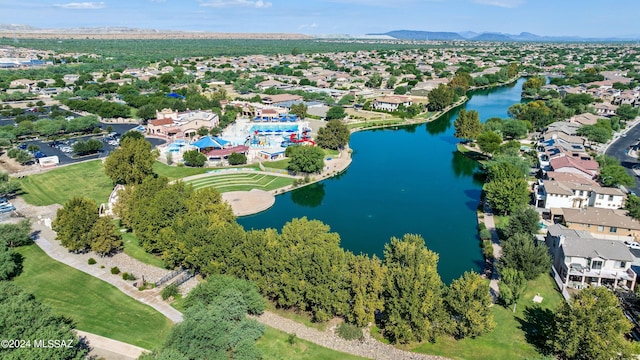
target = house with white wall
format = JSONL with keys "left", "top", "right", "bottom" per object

{"left": 544, "top": 224, "right": 636, "bottom": 291}
{"left": 534, "top": 180, "right": 625, "bottom": 209}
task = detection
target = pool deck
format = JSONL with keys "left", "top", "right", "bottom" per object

{"left": 222, "top": 189, "right": 275, "bottom": 216}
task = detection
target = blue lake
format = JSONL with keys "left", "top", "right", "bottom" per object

{"left": 239, "top": 78, "right": 526, "bottom": 283}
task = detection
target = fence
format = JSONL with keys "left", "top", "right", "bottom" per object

{"left": 154, "top": 268, "right": 184, "bottom": 287}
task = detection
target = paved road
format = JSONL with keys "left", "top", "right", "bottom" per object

{"left": 604, "top": 118, "right": 640, "bottom": 194}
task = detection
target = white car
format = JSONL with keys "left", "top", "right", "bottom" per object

{"left": 624, "top": 241, "right": 640, "bottom": 250}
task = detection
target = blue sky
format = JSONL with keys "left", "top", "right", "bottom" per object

{"left": 1, "top": 0, "right": 639, "bottom": 38}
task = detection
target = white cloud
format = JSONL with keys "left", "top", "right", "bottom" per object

{"left": 53, "top": 2, "right": 105, "bottom": 9}
{"left": 472, "top": 0, "right": 524, "bottom": 8}
{"left": 298, "top": 23, "right": 318, "bottom": 30}
{"left": 199, "top": 0, "right": 272, "bottom": 8}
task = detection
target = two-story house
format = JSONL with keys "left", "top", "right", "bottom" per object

{"left": 534, "top": 180, "right": 625, "bottom": 209}
{"left": 545, "top": 224, "right": 636, "bottom": 292}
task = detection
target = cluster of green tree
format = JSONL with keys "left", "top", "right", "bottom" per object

{"left": 616, "top": 104, "right": 640, "bottom": 121}
{"left": 0, "top": 282, "right": 90, "bottom": 359}
{"left": 454, "top": 110, "right": 532, "bottom": 157}
{"left": 104, "top": 137, "right": 158, "bottom": 185}
{"left": 142, "top": 275, "right": 266, "bottom": 360}
{"left": 72, "top": 138, "right": 103, "bottom": 155}
{"left": 52, "top": 197, "right": 123, "bottom": 256}
{"left": 483, "top": 161, "right": 530, "bottom": 215}
{"left": 64, "top": 98, "right": 131, "bottom": 119}
{"left": 520, "top": 75, "right": 561, "bottom": 100}
{"left": 0, "top": 114, "right": 100, "bottom": 140}
{"left": 315, "top": 120, "right": 350, "bottom": 150}
{"left": 5, "top": 148, "right": 33, "bottom": 164}
{"left": 508, "top": 98, "right": 576, "bottom": 130}
{"left": 0, "top": 91, "right": 38, "bottom": 101}
{"left": 596, "top": 155, "right": 635, "bottom": 188}
{"left": 472, "top": 64, "right": 518, "bottom": 88}
{"left": 0, "top": 171, "right": 20, "bottom": 197}
{"left": 428, "top": 84, "right": 456, "bottom": 111}
{"left": 577, "top": 118, "right": 615, "bottom": 144}
{"left": 549, "top": 69, "right": 604, "bottom": 87}
{"left": 227, "top": 152, "right": 247, "bottom": 165}
{"left": 285, "top": 145, "right": 325, "bottom": 173}
{"left": 182, "top": 149, "right": 207, "bottom": 167}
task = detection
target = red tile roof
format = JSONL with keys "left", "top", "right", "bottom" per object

{"left": 204, "top": 145, "right": 249, "bottom": 158}
{"left": 149, "top": 118, "right": 174, "bottom": 126}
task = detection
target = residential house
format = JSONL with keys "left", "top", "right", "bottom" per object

{"left": 544, "top": 224, "right": 636, "bottom": 291}
{"left": 534, "top": 180, "right": 625, "bottom": 209}
{"left": 549, "top": 156, "right": 599, "bottom": 180}
{"left": 594, "top": 103, "right": 618, "bottom": 117}
{"left": 411, "top": 78, "right": 450, "bottom": 96}
{"left": 372, "top": 96, "right": 413, "bottom": 111}
{"left": 561, "top": 207, "right": 640, "bottom": 239}
{"left": 62, "top": 74, "right": 80, "bottom": 85}
{"left": 262, "top": 94, "right": 304, "bottom": 106}
{"left": 568, "top": 113, "right": 602, "bottom": 126}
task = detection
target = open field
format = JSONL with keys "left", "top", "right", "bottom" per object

{"left": 19, "top": 160, "right": 113, "bottom": 206}
{"left": 411, "top": 274, "right": 564, "bottom": 360}
{"left": 13, "top": 245, "right": 173, "bottom": 350}
{"left": 185, "top": 172, "right": 293, "bottom": 192}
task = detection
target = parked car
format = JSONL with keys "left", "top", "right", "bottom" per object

{"left": 34, "top": 151, "right": 46, "bottom": 159}
{"left": 624, "top": 241, "right": 640, "bottom": 250}
{"left": 0, "top": 204, "right": 15, "bottom": 213}
{"left": 18, "top": 143, "right": 27, "bottom": 150}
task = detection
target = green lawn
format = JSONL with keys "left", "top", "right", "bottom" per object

{"left": 13, "top": 245, "right": 174, "bottom": 350}
{"left": 263, "top": 158, "right": 290, "bottom": 170}
{"left": 121, "top": 231, "right": 166, "bottom": 269}
{"left": 19, "top": 160, "right": 113, "bottom": 206}
{"left": 412, "top": 274, "right": 564, "bottom": 360}
{"left": 258, "top": 326, "right": 369, "bottom": 360}
{"left": 185, "top": 173, "right": 293, "bottom": 192}
{"left": 154, "top": 161, "right": 261, "bottom": 181}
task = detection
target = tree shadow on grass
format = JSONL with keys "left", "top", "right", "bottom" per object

{"left": 516, "top": 305, "right": 555, "bottom": 356}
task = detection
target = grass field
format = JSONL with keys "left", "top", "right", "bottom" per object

{"left": 19, "top": 160, "right": 113, "bottom": 206}
{"left": 412, "top": 274, "right": 564, "bottom": 360}
{"left": 185, "top": 172, "right": 293, "bottom": 192}
{"left": 121, "top": 231, "right": 166, "bottom": 269}
{"left": 258, "top": 326, "right": 368, "bottom": 360}
{"left": 154, "top": 161, "right": 262, "bottom": 181}
{"left": 13, "top": 245, "right": 174, "bottom": 350}
{"left": 263, "top": 158, "right": 290, "bottom": 170}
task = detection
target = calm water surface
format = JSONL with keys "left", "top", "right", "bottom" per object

{"left": 239, "top": 78, "right": 526, "bottom": 282}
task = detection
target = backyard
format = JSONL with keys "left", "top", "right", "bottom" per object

{"left": 412, "top": 274, "right": 564, "bottom": 360}
{"left": 13, "top": 245, "right": 174, "bottom": 350}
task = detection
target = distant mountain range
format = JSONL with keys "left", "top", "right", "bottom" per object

{"left": 369, "top": 30, "right": 640, "bottom": 42}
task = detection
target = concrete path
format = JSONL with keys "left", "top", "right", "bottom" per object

{"left": 30, "top": 222, "right": 183, "bottom": 323}
{"left": 483, "top": 203, "right": 502, "bottom": 303}
{"left": 76, "top": 330, "right": 148, "bottom": 360}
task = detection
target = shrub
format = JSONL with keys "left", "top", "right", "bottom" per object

{"left": 482, "top": 240, "right": 494, "bottom": 259}
{"left": 479, "top": 229, "right": 492, "bottom": 241}
{"left": 287, "top": 333, "right": 297, "bottom": 345}
{"left": 161, "top": 284, "right": 180, "bottom": 300}
{"left": 110, "top": 266, "right": 120, "bottom": 275}
{"left": 122, "top": 272, "right": 136, "bottom": 281}
{"left": 87, "top": 258, "right": 96, "bottom": 265}
{"left": 336, "top": 322, "right": 364, "bottom": 341}
{"left": 478, "top": 222, "right": 487, "bottom": 231}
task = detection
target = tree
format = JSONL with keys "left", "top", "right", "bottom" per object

{"left": 625, "top": 194, "right": 640, "bottom": 220}
{"left": 184, "top": 274, "right": 266, "bottom": 315}
{"left": 0, "top": 282, "right": 89, "bottom": 360}
{"left": 427, "top": 84, "right": 455, "bottom": 111}
{"left": 286, "top": 145, "right": 324, "bottom": 173}
{"left": 499, "top": 233, "right": 550, "bottom": 280}
{"left": 600, "top": 164, "right": 635, "bottom": 188}
{"left": 502, "top": 207, "right": 540, "bottom": 239}
{"left": 508, "top": 100, "right": 553, "bottom": 130}
{"left": 52, "top": 196, "right": 99, "bottom": 252}
{"left": 522, "top": 76, "right": 545, "bottom": 91}
{"left": 501, "top": 120, "right": 529, "bottom": 139}
{"left": 616, "top": 104, "right": 639, "bottom": 121}
{"left": 552, "top": 286, "right": 634, "bottom": 360}
{"left": 576, "top": 125, "right": 612, "bottom": 144}
{"left": 72, "top": 138, "right": 103, "bottom": 155}
{"left": 484, "top": 162, "right": 529, "bottom": 215}
{"left": 104, "top": 137, "right": 158, "bottom": 185}
{"left": 444, "top": 271, "right": 495, "bottom": 339}
{"left": 227, "top": 152, "right": 247, "bottom": 165}
{"left": 0, "top": 243, "right": 20, "bottom": 280}
{"left": 182, "top": 149, "right": 207, "bottom": 167}
{"left": 315, "top": 120, "right": 350, "bottom": 150}
{"left": 290, "top": 103, "right": 307, "bottom": 119}
{"left": 345, "top": 253, "right": 385, "bottom": 327}
{"left": 89, "top": 216, "right": 123, "bottom": 256}
{"left": 197, "top": 127, "right": 209, "bottom": 137}
{"left": 120, "top": 130, "right": 145, "bottom": 142}
{"left": 381, "top": 234, "right": 446, "bottom": 344}
{"left": 476, "top": 131, "right": 503, "bottom": 155}
{"left": 14, "top": 149, "right": 33, "bottom": 164}
{"left": 453, "top": 109, "right": 483, "bottom": 141}
{"left": 0, "top": 219, "right": 32, "bottom": 247}
{"left": 326, "top": 106, "right": 347, "bottom": 120}
{"left": 365, "top": 73, "right": 383, "bottom": 88}
{"left": 156, "top": 291, "right": 265, "bottom": 360}
{"left": 498, "top": 267, "right": 526, "bottom": 307}
{"left": 0, "top": 171, "right": 20, "bottom": 196}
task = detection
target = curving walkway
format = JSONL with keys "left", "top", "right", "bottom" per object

{"left": 76, "top": 330, "right": 148, "bottom": 360}
{"left": 482, "top": 203, "right": 502, "bottom": 303}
